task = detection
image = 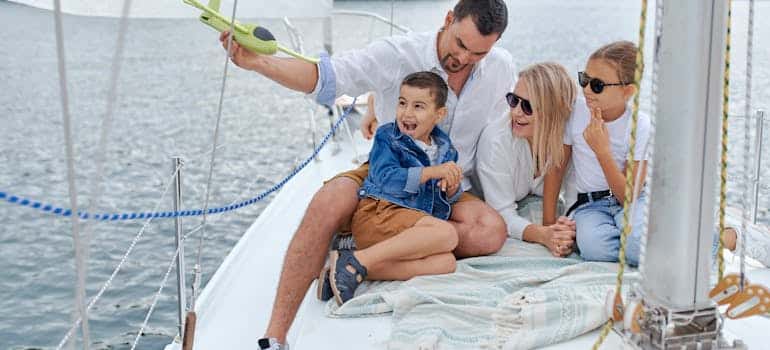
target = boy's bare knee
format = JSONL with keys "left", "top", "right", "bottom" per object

{"left": 431, "top": 253, "right": 456, "bottom": 274}
{"left": 441, "top": 222, "right": 459, "bottom": 251}
{"left": 422, "top": 218, "right": 458, "bottom": 251}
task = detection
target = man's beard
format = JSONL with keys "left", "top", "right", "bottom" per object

{"left": 440, "top": 54, "right": 467, "bottom": 73}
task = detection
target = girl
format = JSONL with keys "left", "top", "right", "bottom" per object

{"left": 476, "top": 62, "right": 578, "bottom": 257}
{"left": 544, "top": 41, "right": 650, "bottom": 266}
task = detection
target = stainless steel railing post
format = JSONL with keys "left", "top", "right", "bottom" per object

{"left": 172, "top": 157, "right": 187, "bottom": 338}
{"left": 753, "top": 110, "right": 765, "bottom": 224}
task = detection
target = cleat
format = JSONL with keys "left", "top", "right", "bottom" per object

{"left": 604, "top": 290, "right": 624, "bottom": 322}
{"left": 725, "top": 284, "right": 770, "bottom": 319}
{"left": 623, "top": 300, "right": 644, "bottom": 334}
{"left": 709, "top": 273, "right": 749, "bottom": 306}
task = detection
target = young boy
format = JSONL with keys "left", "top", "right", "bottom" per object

{"left": 327, "top": 71, "right": 464, "bottom": 305}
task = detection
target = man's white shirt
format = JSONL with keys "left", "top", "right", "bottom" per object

{"left": 310, "top": 31, "right": 515, "bottom": 191}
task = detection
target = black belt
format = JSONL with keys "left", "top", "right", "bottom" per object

{"left": 565, "top": 190, "right": 612, "bottom": 216}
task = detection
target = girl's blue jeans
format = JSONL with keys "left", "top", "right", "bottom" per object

{"left": 573, "top": 191, "right": 720, "bottom": 267}
{"left": 573, "top": 192, "right": 648, "bottom": 266}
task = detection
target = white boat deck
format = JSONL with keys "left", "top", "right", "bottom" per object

{"left": 165, "top": 117, "right": 770, "bottom": 350}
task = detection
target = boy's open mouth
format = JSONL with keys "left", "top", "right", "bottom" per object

{"left": 401, "top": 121, "right": 418, "bottom": 131}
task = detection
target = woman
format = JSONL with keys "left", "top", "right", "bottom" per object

{"left": 476, "top": 62, "right": 577, "bottom": 257}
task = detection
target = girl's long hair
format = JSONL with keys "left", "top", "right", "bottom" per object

{"left": 519, "top": 62, "right": 576, "bottom": 174}
{"left": 589, "top": 40, "right": 639, "bottom": 84}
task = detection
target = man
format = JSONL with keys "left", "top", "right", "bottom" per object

{"left": 220, "top": 1, "right": 512, "bottom": 348}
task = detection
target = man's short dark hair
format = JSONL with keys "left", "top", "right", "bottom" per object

{"left": 401, "top": 71, "right": 448, "bottom": 108}
{"left": 453, "top": 0, "right": 508, "bottom": 37}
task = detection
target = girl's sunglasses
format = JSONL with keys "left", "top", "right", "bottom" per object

{"left": 578, "top": 71, "right": 629, "bottom": 94}
{"left": 505, "top": 92, "right": 533, "bottom": 116}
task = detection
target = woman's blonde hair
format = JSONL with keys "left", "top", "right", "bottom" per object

{"left": 519, "top": 62, "right": 576, "bottom": 174}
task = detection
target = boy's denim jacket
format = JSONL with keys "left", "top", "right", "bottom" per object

{"left": 360, "top": 122, "right": 462, "bottom": 220}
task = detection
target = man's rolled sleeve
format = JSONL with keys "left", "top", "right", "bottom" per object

{"left": 308, "top": 52, "right": 336, "bottom": 107}
{"left": 404, "top": 167, "right": 422, "bottom": 194}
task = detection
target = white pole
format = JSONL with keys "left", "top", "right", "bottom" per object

{"left": 172, "top": 157, "right": 187, "bottom": 338}
{"left": 643, "top": 0, "right": 729, "bottom": 310}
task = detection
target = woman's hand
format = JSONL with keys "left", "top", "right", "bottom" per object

{"left": 583, "top": 107, "right": 611, "bottom": 157}
{"left": 540, "top": 217, "right": 576, "bottom": 257}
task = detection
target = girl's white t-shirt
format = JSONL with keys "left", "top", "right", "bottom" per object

{"left": 564, "top": 98, "right": 651, "bottom": 194}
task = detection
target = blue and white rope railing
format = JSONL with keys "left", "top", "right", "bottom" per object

{"left": 1, "top": 99, "right": 356, "bottom": 222}
{"left": 52, "top": 99, "right": 355, "bottom": 349}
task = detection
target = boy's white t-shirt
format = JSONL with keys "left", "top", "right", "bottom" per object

{"left": 414, "top": 137, "right": 440, "bottom": 166}
{"left": 564, "top": 98, "right": 651, "bottom": 193}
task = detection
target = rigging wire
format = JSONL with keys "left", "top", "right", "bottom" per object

{"left": 591, "top": 0, "right": 648, "bottom": 348}
{"left": 54, "top": 163, "right": 182, "bottom": 350}
{"left": 51, "top": 1, "right": 89, "bottom": 348}
{"left": 192, "top": 0, "right": 241, "bottom": 312}
{"left": 129, "top": 169, "right": 259, "bottom": 349}
{"left": 739, "top": 0, "right": 755, "bottom": 292}
{"left": 638, "top": 0, "right": 663, "bottom": 283}
{"left": 717, "top": 0, "right": 733, "bottom": 282}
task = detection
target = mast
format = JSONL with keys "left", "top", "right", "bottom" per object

{"left": 628, "top": 1, "right": 744, "bottom": 349}
{"left": 644, "top": 0, "right": 728, "bottom": 310}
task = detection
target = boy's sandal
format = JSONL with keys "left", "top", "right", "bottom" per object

{"left": 329, "top": 249, "right": 368, "bottom": 306}
{"left": 316, "top": 265, "right": 334, "bottom": 301}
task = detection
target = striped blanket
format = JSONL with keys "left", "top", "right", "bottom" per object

{"left": 325, "top": 239, "right": 638, "bottom": 350}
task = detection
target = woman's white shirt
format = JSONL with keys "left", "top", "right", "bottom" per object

{"left": 476, "top": 117, "right": 575, "bottom": 240}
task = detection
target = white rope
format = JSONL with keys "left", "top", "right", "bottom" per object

{"left": 81, "top": 0, "right": 132, "bottom": 246}
{"left": 638, "top": 0, "right": 663, "bottom": 278}
{"left": 55, "top": 163, "right": 183, "bottom": 350}
{"left": 130, "top": 242, "right": 180, "bottom": 350}
{"left": 129, "top": 177, "right": 259, "bottom": 348}
{"left": 745, "top": 0, "right": 754, "bottom": 121}
{"left": 51, "top": 2, "right": 89, "bottom": 348}
{"left": 192, "top": 0, "right": 241, "bottom": 311}
{"left": 739, "top": 0, "right": 755, "bottom": 289}
{"left": 51, "top": 0, "right": 133, "bottom": 347}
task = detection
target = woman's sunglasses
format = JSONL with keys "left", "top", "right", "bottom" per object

{"left": 578, "top": 71, "right": 629, "bottom": 94}
{"left": 505, "top": 92, "right": 533, "bottom": 116}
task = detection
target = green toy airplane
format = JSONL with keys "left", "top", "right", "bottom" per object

{"left": 183, "top": 0, "right": 319, "bottom": 64}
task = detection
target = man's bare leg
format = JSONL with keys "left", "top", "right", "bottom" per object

{"left": 264, "top": 177, "right": 360, "bottom": 342}
{"left": 450, "top": 199, "right": 507, "bottom": 257}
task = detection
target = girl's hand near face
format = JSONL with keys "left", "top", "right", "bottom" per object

{"left": 583, "top": 107, "right": 611, "bottom": 157}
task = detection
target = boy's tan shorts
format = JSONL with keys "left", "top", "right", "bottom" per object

{"left": 327, "top": 162, "right": 481, "bottom": 235}
{"left": 351, "top": 197, "right": 429, "bottom": 250}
